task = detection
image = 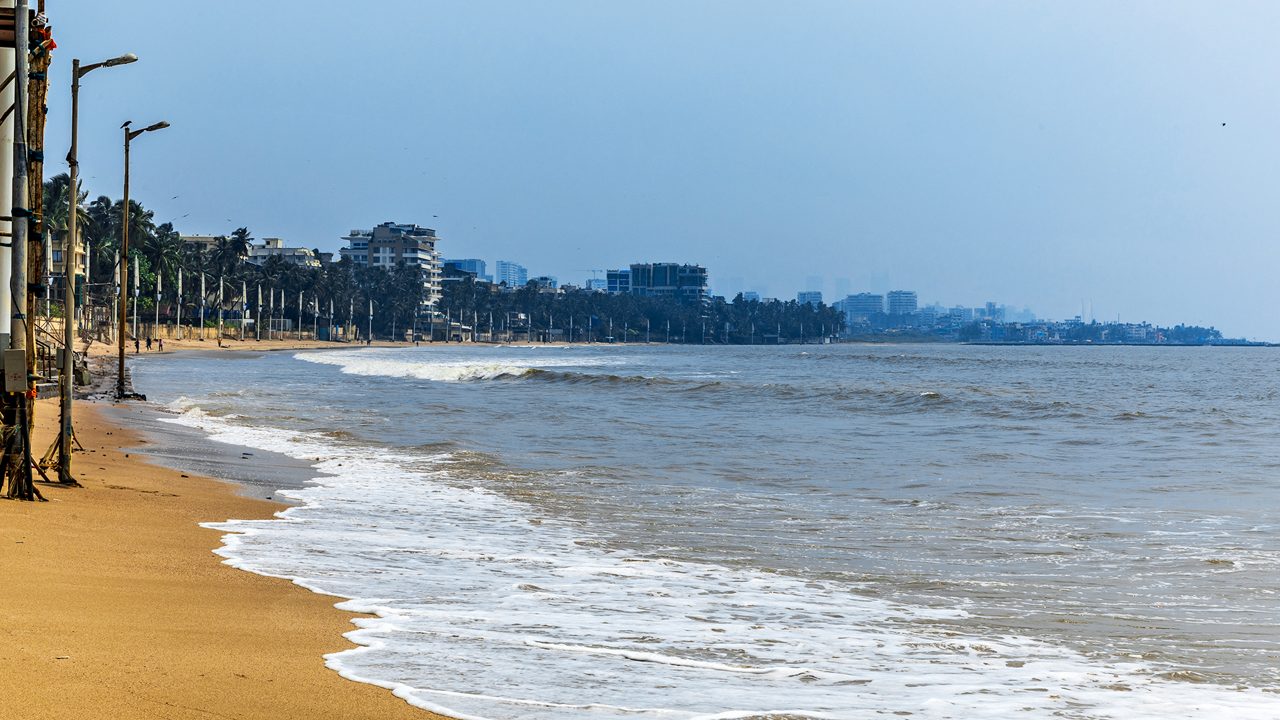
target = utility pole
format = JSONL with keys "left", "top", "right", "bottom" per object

{"left": 117, "top": 118, "right": 167, "bottom": 395}
{"left": 3, "top": 0, "right": 37, "bottom": 498}
{"left": 58, "top": 52, "right": 139, "bottom": 483}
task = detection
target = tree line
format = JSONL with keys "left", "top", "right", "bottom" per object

{"left": 440, "top": 277, "right": 846, "bottom": 343}
{"left": 43, "top": 174, "right": 429, "bottom": 338}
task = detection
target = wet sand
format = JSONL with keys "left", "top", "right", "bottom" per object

{"left": 0, "top": 399, "right": 443, "bottom": 720}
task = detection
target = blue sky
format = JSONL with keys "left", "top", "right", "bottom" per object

{"left": 47, "top": 1, "right": 1280, "bottom": 338}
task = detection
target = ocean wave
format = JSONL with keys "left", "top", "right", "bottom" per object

{"left": 166, "top": 405, "right": 1280, "bottom": 720}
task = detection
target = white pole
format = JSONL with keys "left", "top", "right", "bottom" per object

{"left": 240, "top": 280, "right": 246, "bottom": 341}
{"left": 176, "top": 268, "right": 182, "bottom": 340}
{"left": 199, "top": 272, "right": 205, "bottom": 340}
{"left": 154, "top": 269, "right": 160, "bottom": 340}
{"left": 112, "top": 250, "right": 119, "bottom": 340}
{"left": 0, "top": 0, "right": 15, "bottom": 344}
{"left": 132, "top": 255, "right": 139, "bottom": 340}
{"left": 84, "top": 239, "right": 91, "bottom": 333}
{"left": 217, "top": 277, "right": 223, "bottom": 340}
{"left": 43, "top": 230, "right": 51, "bottom": 317}
{"left": 256, "top": 284, "right": 261, "bottom": 341}
{"left": 297, "top": 290, "right": 302, "bottom": 340}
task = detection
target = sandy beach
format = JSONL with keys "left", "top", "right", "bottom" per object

{"left": 0, "top": 393, "right": 442, "bottom": 719}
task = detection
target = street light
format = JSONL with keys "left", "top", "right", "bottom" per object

{"left": 60, "top": 52, "right": 137, "bottom": 483}
{"left": 117, "top": 118, "right": 169, "bottom": 399}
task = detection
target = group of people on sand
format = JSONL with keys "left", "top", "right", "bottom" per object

{"left": 132, "top": 337, "right": 164, "bottom": 353}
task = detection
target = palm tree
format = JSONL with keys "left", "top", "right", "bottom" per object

{"left": 141, "top": 222, "right": 185, "bottom": 292}
{"left": 211, "top": 229, "right": 252, "bottom": 278}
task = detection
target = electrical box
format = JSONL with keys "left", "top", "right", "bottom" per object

{"left": 3, "top": 348, "right": 27, "bottom": 393}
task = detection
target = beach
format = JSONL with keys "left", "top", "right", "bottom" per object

{"left": 0, "top": 393, "right": 441, "bottom": 720}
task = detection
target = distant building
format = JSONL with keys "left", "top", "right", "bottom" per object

{"left": 842, "top": 293, "right": 884, "bottom": 318}
{"left": 248, "top": 238, "right": 322, "bottom": 268}
{"left": 441, "top": 262, "right": 484, "bottom": 288}
{"left": 797, "top": 291, "right": 823, "bottom": 306}
{"left": 339, "top": 222, "right": 442, "bottom": 311}
{"left": 585, "top": 278, "right": 607, "bottom": 292}
{"left": 180, "top": 234, "right": 220, "bottom": 257}
{"left": 742, "top": 291, "right": 761, "bottom": 302}
{"left": 886, "top": 290, "right": 918, "bottom": 315}
{"left": 48, "top": 230, "right": 87, "bottom": 287}
{"left": 606, "top": 269, "right": 631, "bottom": 294}
{"left": 530, "top": 275, "right": 558, "bottom": 289}
{"left": 443, "top": 258, "right": 490, "bottom": 283}
{"left": 628, "top": 263, "right": 708, "bottom": 303}
{"left": 495, "top": 260, "right": 528, "bottom": 288}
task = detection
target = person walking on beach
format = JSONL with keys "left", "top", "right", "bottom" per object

{"left": 158, "top": 339, "right": 164, "bottom": 352}
{"left": 134, "top": 338, "right": 140, "bottom": 354}
{"left": 146, "top": 337, "right": 153, "bottom": 351}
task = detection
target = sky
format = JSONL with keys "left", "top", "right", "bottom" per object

{"left": 46, "top": 1, "right": 1280, "bottom": 338}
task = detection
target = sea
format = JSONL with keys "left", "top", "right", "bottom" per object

{"left": 128, "top": 343, "right": 1280, "bottom": 720}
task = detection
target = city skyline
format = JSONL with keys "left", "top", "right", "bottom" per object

{"left": 47, "top": 3, "right": 1280, "bottom": 340}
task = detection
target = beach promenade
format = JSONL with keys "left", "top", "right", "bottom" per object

{"left": 0, "top": 389, "right": 441, "bottom": 719}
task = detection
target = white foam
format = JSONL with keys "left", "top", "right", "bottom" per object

{"left": 292, "top": 348, "right": 619, "bottom": 383}
{"left": 170, "top": 407, "right": 1280, "bottom": 720}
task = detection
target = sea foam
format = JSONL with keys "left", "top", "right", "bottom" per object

{"left": 166, "top": 404, "right": 1280, "bottom": 720}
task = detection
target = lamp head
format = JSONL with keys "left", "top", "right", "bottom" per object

{"left": 104, "top": 53, "right": 138, "bottom": 68}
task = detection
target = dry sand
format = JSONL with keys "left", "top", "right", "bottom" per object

{"left": 0, "top": 399, "right": 444, "bottom": 719}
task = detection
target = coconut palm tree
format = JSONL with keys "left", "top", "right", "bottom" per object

{"left": 140, "top": 222, "right": 185, "bottom": 292}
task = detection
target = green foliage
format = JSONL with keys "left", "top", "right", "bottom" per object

{"left": 439, "top": 279, "right": 845, "bottom": 343}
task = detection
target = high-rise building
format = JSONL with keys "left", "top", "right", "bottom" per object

{"left": 886, "top": 290, "right": 918, "bottom": 315}
{"left": 842, "top": 293, "right": 884, "bottom": 318}
{"left": 339, "top": 222, "right": 442, "bottom": 311}
{"left": 585, "top": 278, "right": 607, "bottom": 292}
{"left": 742, "top": 291, "right": 761, "bottom": 302}
{"left": 797, "top": 291, "right": 823, "bottom": 306}
{"left": 443, "top": 258, "right": 490, "bottom": 283}
{"left": 494, "top": 260, "right": 528, "bottom": 288}
{"left": 606, "top": 269, "right": 631, "bottom": 294}
{"left": 628, "top": 263, "right": 708, "bottom": 303}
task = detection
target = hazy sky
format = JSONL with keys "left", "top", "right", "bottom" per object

{"left": 48, "top": 2, "right": 1280, "bottom": 338}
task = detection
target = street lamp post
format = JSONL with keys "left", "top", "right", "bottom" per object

{"left": 117, "top": 119, "right": 169, "bottom": 399}
{"left": 62, "top": 52, "right": 137, "bottom": 480}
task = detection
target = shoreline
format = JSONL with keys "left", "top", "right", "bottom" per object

{"left": 0, "top": 397, "right": 444, "bottom": 719}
